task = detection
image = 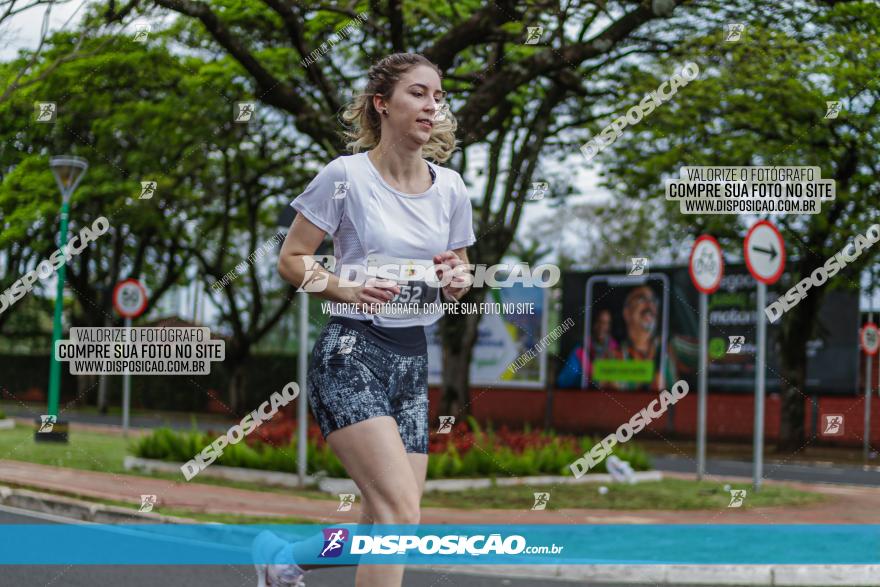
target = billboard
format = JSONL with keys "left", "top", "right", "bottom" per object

{"left": 557, "top": 263, "right": 860, "bottom": 394}
{"left": 582, "top": 274, "right": 671, "bottom": 392}
{"left": 427, "top": 284, "right": 548, "bottom": 388}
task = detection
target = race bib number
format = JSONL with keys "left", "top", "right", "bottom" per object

{"left": 365, "top": 254, "right": 440, "bottom": 318}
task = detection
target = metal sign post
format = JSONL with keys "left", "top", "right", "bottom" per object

{"left": 743, "top": 221, "right": 786, "bottom": 492}
{"left": 113, "top": 279, "right": 148, "bottom": 437}
{"left": 298, "top": 291, "right": 308, "bottom": 487}
{"left": 689, "top": 236, "right": 724, "bottom": 480}
{"left": 861, "top": 317, "right": 879, "bottom": 463}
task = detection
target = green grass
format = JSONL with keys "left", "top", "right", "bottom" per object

{"left": 421, "top": 478, "right": 826, "bottom": 510}
{"left": 0, "top": 422, "right": 135, "bottom": 473}
{"left": 0, "top": 480, "right": 319, "bottom": 525}
{"left": 0, "top": 425, "right": 333, "bottom": 500}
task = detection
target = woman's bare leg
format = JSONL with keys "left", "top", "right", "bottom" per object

{"left": 280, "top": 423, "right": 428, "bottom": 585}
{"left": 320, "top": 416, "right": 421, "bottom": 587}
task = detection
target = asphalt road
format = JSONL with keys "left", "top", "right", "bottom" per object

{"left": 652, "top": 455, "right": 880, "bottom": 486}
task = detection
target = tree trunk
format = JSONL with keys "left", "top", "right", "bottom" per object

{"left": 439, "top": 292, "right": 483, "bottom": 417}
{"left": 226, "top": 361, "right": 247, "bottom": 414}
{"left": 97, "top": 314, "right": 111, "bottom": 414}
{"left": 776, "top": 263, "right": 824, "bottom": 453}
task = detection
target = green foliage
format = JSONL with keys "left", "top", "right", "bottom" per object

{"left": 132, "top": 427, "right": 652, "bottom": 479}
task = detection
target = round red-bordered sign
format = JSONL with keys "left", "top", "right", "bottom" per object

{"left": 113, "top": 279, "right": 148, "bottom": 318}
{"left": 744, "top": 220, "right": 786, "bottom": 285}
{"left": 689, "top": 235, "right": 724, "bottom": 294}
{"left": 860, "top": 322, "right": 879, "bottom": 356}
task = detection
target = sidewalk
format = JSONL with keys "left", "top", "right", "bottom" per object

{"left": 1, "top": 458, "right": 879, "bottom": 524}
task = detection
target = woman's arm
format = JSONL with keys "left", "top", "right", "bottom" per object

{"left": 277, "top": 214, "right": 399, "bottom": 305}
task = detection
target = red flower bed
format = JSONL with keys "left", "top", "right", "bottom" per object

{"left": 245, "top": 416, "right": 325, "bottom": 449}
{"left": 250, "top": 415, "right": 581, "bottom": 456}
{"left": 428, "top": 422, "right": 581, "bottom": 454}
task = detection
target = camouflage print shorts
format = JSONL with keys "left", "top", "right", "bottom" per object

{"left": 307, "top": 317, "right": 429, "bottom": 453}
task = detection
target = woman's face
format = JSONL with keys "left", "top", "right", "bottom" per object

{"left": 375, "top": 64, "right": 445, "bottom": 146}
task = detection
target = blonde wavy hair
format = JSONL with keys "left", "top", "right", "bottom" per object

{"left": 340, "top": 53, "right": 458, "bottom": 163}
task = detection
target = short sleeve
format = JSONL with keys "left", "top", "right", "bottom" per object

{"left": 447, "top": 174, "right": 477, "bottom": 250}
{"left": 290, "top": 157, "right": 346, "bottom": 235}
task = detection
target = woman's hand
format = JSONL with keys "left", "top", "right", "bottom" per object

{"left": 433, "top": 250, "right": 470, "bottom": 302}
{"left": 352, "top": 277, "right": 400, "bottom": 306}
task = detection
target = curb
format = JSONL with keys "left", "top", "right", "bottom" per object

{"left": 0, "top": 484, "right": 199, "bottom": 524}
{"left": 424, "top": 564, "right": 880, "bottom": 586}
{"left": 320, "top": 470, "right": 663, "bottom": 495}
{"left": 124, "top": 455, "right": 319, "bottom": 487}
{"left": 125, "top": 455, "right": 662, "bottom": 494}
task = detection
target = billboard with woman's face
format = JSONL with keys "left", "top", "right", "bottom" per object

{"left": 582, "top": 274, "right": 671, "bottom": 392}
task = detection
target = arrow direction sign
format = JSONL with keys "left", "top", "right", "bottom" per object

{"left": 744, "top": 221, "right": 785, "bottom": 285}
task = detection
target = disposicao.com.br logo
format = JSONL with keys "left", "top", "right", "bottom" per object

{"left": 320, "top": 530, "right": 563, "bottom": 557}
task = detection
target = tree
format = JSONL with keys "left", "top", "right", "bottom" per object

{"left": 583, "top": 1, "right": 880, "bottom": 450}
{"left": 0, "top": 21, "right": 307, "bottom": 411}
{"left": 96, "top": 0, "right": 862, "bottom": 418}
{"left": 98, "top": 0, "right": 727, "bottom": 416}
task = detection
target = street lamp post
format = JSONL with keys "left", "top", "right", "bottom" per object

{"left": 39, "top": 156, "right": 88, "bottom": 443}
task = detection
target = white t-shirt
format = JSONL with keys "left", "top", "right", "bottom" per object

{"left": 290, "top": 151, "right": 477, "bottom": 327}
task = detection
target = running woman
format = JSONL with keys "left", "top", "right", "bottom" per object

{"left": 261, "top": 52, "right": 476, "bottom": 587}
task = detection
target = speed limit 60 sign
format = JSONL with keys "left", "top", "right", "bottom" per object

{"left": 861, "top": 322, "right": 879, "bottom": 356}
{"left": 689, "top": 235, "right": 724, "bottom": 294}
{"left": 113, "top": 279, "right": 147, "bottom": 318}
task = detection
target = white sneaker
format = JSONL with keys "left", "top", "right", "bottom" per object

{"left": 252, "top": 530, "right": 307, "bottom": 587}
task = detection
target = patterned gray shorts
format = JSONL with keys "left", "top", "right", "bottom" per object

{"left": 308, "top": 318, "right": 429, "bottom": 453}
